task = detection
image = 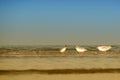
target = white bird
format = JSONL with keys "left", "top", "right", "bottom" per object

{"left": 75, "top": 46, "right": 87, "bottom": 52}
{"left": 97, "top": 45, "right": 112, "bottom": 52}
{"left": 60, "top": 45, "right": 67, "bottom": 53}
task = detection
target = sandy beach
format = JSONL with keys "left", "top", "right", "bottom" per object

{"left": 0, "top": 73, "right": 120, "bottom": 80}
{"left": 0, "top": 46, "right": 120, "bottom": 80}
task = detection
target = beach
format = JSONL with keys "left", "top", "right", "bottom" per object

{"left": 1, "top": 0, "right": 120, "bottom": 80}
{"left": 0, "top": 73, "right": 120, "bottom": 80}
{"left": 0, "top": 45, "right": 120, "bottom": 80}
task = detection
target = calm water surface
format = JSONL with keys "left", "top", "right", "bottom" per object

{"left": 0, "top": 54, "right": 120, "bottom": 70}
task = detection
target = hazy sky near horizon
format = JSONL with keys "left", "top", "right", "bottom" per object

{"left": 0, "top": 0, "right": 120, "bottom": 45}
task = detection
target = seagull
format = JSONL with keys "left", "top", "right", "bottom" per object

{"left": 97, "top": 45, "right": 112, "bottom": 52}
{"left": 60, "top": 45, "right": 67, "bottom": 53}
{"left": 75, "top": 46, "right": 87, "bottom": 52}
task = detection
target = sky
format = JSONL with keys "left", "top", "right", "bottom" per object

{"left": 0, "top": 0, "right": 120, "bottom": 45}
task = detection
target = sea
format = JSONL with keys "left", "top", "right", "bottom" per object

{"left": 0, "top": 45, "right": 120, "bottom": 75}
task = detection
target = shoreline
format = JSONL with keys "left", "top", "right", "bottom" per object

{"left": 1, "top": 68, "right": 120, "bottom": 75}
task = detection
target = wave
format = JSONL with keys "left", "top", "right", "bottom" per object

{"left": 0, "top": 68, "right": 120, "bottom": 74}
{"left": 0, "top": 45, "right": 120, "bottom": 55}
{"left": 0, "top": 45, "right": 120, "bottom": 51}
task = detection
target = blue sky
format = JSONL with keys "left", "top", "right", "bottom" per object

{"left": 0, "top": 0, "right": 120, "bottom": 45}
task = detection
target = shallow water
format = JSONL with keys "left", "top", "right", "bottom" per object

{"left": 0, "top": 54, "right": 120, "bottom": 70}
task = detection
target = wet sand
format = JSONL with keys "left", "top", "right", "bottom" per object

{"left": 0, "top": 69, "right": 120, "bottom": 80}
{"left": 0, "top": 73, "right": 120, "bottom": 80}
{"left": 0, "top": 68, "right": 120, "bottom": 74}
